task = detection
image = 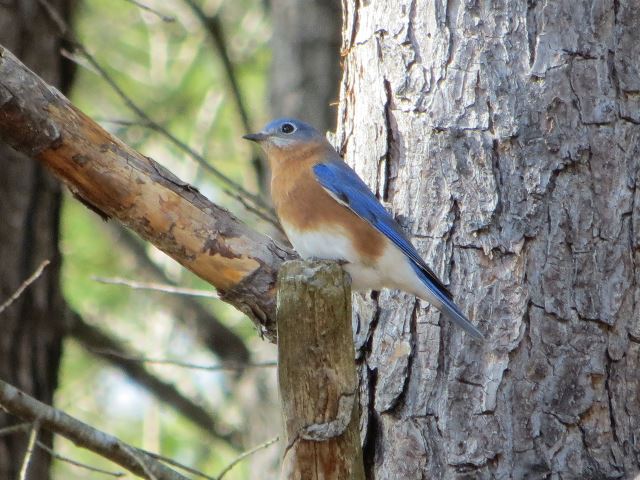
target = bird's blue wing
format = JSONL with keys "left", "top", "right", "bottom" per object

{"left": 313, "top": 160, "right": 485, "bottom": 341}
{"left": 312, "top": 160, "right": 453, "bottom": 299}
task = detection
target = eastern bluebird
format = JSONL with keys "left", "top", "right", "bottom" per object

{"left": 244, "top": 118, "right": 484, "bottom": 340}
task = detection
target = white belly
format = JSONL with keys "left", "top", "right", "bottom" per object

{"left": 283, "top": 223, "right": 358, "bottom": 263}
{"left": 282, "top": 222, "right": 427, "bottom": 295}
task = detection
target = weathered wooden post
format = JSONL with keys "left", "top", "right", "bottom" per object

{"left": 277, "top": 260, "right": 365, "bottom": 480}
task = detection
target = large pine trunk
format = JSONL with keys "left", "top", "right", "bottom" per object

{"left": 336, "top": 1, "right": 640, "bottom": 478}
{"left": 0, "top": 1, "right": 74, "bottom": 478}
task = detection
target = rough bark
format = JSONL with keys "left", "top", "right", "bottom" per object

{"left": 0, "top": 44, "right": 295, "bottom": 341}
{"left": 0, "top": 2, "right": 73, "bottom": 478}
{"left": 277, "top": 260, "right": 364, "bottom": 480}
{"left": 337, "top": 1, "right": 640, "bottom": 478}
{"left": 270, "top": 0, "right": 342, "bottom": 132}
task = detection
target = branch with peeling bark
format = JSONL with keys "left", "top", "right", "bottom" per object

{"left": 0, "top": 43, "right": 294, "bottom": 341}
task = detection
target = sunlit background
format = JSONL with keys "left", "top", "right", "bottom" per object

{"left": 51, "top": 0, "right": 340, "bottom": 477}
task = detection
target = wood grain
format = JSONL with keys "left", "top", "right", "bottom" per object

{"left": 277, "top": 260, "right": 364, "bottom": 480}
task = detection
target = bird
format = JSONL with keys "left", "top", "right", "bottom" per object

{"left": 243, "top": 118, "right": 484, "bottom": 340}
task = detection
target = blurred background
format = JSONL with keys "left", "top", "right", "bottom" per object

{"left": 0, "top": 0, "right": 340, "bottom": 478}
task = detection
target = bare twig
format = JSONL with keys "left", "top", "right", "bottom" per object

{"left": 18, "top": 423, "right": 39, "bottom": 480}
{"left": 0, "top": 378, "right": 190, "bottom": 480}
{"left": 103, "top": 224, "right": 251, "bottom": 363}
{"left": 86, "top": 349, "right": 277, "bottom": 371}
{"left": 0, "top": 260, "right": 50, "bottom": 314}
{"left": 142, "top": 450, "right": 217, "bottom": 480}
{"left": 216, "top": 436, "right": 279, "bottom": 480}
{"left": 125, "top": 444, "right": 158, "bottom": 480}
{"left": 142, "top": 437, "right": 278, "bottom": 480}
{"left": 183, "top": 0, "right": 268, "bottom": 194}
{"left": 0, "top": 422, "right": 30, "bottom": 437}
{"left": 67, "top": 312, "right": 240, "bottom": 447}
{"left": 37, "top": 0, "right": 277, "bottom": 225}
{"left": 121, "top": 0, "right": 176, "bottom": 22}
{"left": 36, "top": 440, "right": 125, "bottom": 477}
{"left": 96, "top": 118, "right": 152, "bottom": 128}
{"left": 92, "top": 276, "right": 219, "bottom": 299}
{"left": 222, "top": 186, "right": 283, "bottom": 232}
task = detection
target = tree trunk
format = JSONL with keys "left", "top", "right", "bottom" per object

{"left": 337, "top": 1, "right": 640, "bottom": 478}
{"left": 0, "top": 1, "right": 74, "bottom": 478}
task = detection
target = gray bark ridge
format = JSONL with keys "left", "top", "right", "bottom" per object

{"left": 338, "top": 1, "right": 640, "bottom": 478}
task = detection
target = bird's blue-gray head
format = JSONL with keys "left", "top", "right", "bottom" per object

{"left": 243, "top": 118, "right": 324, "bottom": 150}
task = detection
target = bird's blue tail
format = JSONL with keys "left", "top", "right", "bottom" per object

{"left": 413, "top": 265, "right": 485, "bottom": 341}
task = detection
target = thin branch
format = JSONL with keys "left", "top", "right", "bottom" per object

{"left": 183, "top": 0, "right": 268, "bottom": 194}
{"left": 96, "top": 118, "right": 152, "bottom": 128}
{"left": 141, "top": 437, "right": 278, "bottom": 480}
{"left": 216, "top": 436, "right": 279, "bottom": 480}
{"left": 0, "top": 260, "right": 50, "bottom": 314}
{"left": 125, "top": 444, "right": 158, "bottom": 480}
{"left": 18, "top": 423, "right": 39, "bottom": 480}
{"left": 142, "top": 450, "right": 217, "bottom": 480}
{"left": 121, "top": 0, "right": 176, "bottom": 22}
{"left": 67, "top": 312, "right": 240, "bottom": 448}
{"left": 222, "top": 186, "right": 284, "bottom": 232}
{"left": 0, "top": 378, "right": 190, "bottom": 480}
{"left": 36, "top": 440, "right": 125, "bottom": 477}
{"left": 103, "top": 224, "right": 251, "bottom": 363}
{"left": 85, "top": 349, "right": 277, "bottom": 371}
{"left": 37, "top": 0, "right": 277, "bottom": 224}
{"left": 92, "top": 276, "right": 219, "bottom": 299}
{"left": 0, "top": 422, "right": 30, "bottom": 437}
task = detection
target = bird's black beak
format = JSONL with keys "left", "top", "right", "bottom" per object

{"left": 242, "top": 132, "right": 268, "bottom": 143}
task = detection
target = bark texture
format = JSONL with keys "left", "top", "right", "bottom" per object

{"left": 277, "top": 260, "right": 364, "bottom": 480}
{"left": 0, "top": 2, "right": 73, "bottom": 478}
{"left": 337, "top": 1, "right": 640, "bottom": 478}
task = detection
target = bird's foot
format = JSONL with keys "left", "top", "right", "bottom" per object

{"left": 307, "top": 257, "right": 349, "bottom": 266}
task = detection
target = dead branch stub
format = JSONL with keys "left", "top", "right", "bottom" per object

{"left": 277, "top": 260, "right": 365, "bottom": 480}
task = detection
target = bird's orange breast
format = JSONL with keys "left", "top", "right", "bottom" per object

{"left": 269, "top": 143, "right": 386, "bottom": 262}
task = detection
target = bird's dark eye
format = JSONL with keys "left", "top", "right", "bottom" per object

{"left": 280, "top": 123, "right": 295, "bottom": 134}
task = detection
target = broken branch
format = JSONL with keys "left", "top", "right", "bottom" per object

{"left": 0, "top": 44, "right": 295, "bottom": 341}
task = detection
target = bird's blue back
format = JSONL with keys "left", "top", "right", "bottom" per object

{"left": 312, "top": 159, "right": 454, "bottom": 301}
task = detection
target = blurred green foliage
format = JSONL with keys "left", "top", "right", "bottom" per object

{"left": 54, "top": 0, "right": 279, "bottom": 478}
